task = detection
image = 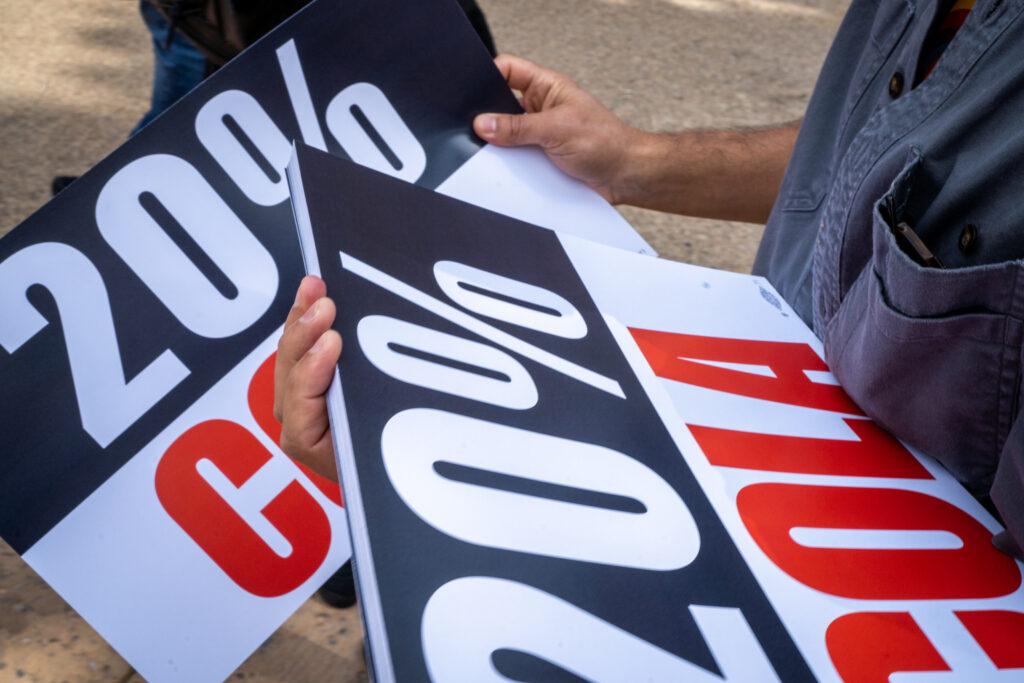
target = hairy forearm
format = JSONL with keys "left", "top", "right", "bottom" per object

{"left": 612, "top": 122, "right": 801, "bottom": 224}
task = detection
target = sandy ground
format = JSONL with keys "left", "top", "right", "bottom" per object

{"left": 0, "top": 0, "right": 846, "bottom": 679}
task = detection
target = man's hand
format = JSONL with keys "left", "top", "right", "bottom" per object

{"left": 273, "top": 275, "right": 342, "bottom": 483}
{"left": 474, "top": 54, "right": 799, "bottom": 224}
{"left": 473, "top": 54, "right": 640, "bottom": 203}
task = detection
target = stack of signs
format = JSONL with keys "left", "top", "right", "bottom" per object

{"left": 289, "top": 144, "right": 1024, "bottom": 682}
{"left": 0, "top": 0, "right": 649, "bottom": 680}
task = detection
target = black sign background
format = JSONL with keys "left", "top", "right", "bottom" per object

{"left": 0, "top": 0, "right": 518, "bottom": 553}
{"left": 298, "top": 146, "right": 815, "bottom": 681}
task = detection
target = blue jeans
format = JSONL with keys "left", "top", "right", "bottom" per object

{"left": 132, "top": 1, "right": 207, "bottom": 135}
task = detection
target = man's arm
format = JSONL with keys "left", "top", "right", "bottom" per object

{"left": 605, "top": 126, "right": 800, "bottom": 224}
{"left": 473, "top": 55, "right": 799, "bottom": 225}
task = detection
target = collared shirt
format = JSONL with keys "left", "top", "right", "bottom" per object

{"left": 916, "top": 0, "right": 976, "bottom": 81}
{"left": 753, "top": 0, "right": 1024, "bottom": 549}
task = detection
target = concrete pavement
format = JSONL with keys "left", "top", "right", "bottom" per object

{"left": 0, "top": 0, "right": 846, "bottom": 679}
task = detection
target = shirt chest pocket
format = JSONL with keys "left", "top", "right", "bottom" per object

{"left": 823, "top": 158, "right": 1024, "bottom": 490}
{"left": 781, "top": 0, "right": 914, "bottom": 213}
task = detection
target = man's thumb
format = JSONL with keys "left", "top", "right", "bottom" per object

{"left": 474, "top": 113, "right": 542, "bottom": 147}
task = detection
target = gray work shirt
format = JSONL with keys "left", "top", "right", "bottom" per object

{"left": 752, "top": 0, "right": 1024, "bottom": 546}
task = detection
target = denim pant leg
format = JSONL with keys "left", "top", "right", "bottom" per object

{"left": 132, "top": 1, "right": 208, "bottom": 135}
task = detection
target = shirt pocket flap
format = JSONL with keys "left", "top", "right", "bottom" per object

{"left": 824, "top": 165, "right": 1024, "bottom": 488}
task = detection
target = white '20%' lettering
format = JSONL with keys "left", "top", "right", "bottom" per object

{"left": 357, "top": 261, "right": 778, "bottom": 681}
{"left": 0, "top": 78, "right": 422, "bottom": 448}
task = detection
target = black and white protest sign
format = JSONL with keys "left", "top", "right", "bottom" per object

{"left": 290, "top": 145, "right": 1024, "bottom": 682}
{"left": 289, "top": 145, "right": 812, "bottom": 681}
{"left": 0, "top": 0, "right": 648, "bottom": 679}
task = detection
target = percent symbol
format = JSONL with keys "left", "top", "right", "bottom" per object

{"left": 276, "top": 40, "right": 621, "bottom": 397}
{"left": 275, "top": 40, "right": 427, "bottom": 183}
{"left": 340, "top": 251, "right": 626, "bottom": 399}
{"left": 276, "top": 40, "right": 329, "bottom": 151}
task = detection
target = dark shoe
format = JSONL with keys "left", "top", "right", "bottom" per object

{"left": 51, "top": 176, "right": 78, "bottom": 196}
{"left": 318, "top": 560, "right": 356, "bottom": 608}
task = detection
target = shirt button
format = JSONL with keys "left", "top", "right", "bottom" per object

{"left": 889, "top": 72, "right": 905, "bottom": 98}
{"left": 959, "top": 224, "right": 978, "bottom": 253}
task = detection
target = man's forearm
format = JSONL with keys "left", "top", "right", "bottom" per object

{"left": 612, "top": 122, "right": 801, "bottom": 224}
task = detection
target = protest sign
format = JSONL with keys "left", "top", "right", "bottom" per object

{"left": 0, "top": 0, "right": 648, "bottom": 679}
{"left": 290, "top": 144, "right": 1024, "bottom": 682}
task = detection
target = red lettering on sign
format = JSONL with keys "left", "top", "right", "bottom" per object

{"left": 248, "top": 353, "right": 285, "bottom": 444}
{"left": 629, "top": 328, "right": 863, "bottom": 415}
{"left": 955, "top": 610, "right": 1024, "bottom": 669}
{"left": 737, "top": 484, "right": 1021, "bottom": 599}
{"left": 248, "top": 352, "right": 342, "bottom": 506}
{"left": 155, "top": 419, "right": 331, "bottom": 597}
{"left": 827, "top": 612, "right": 948, "bottom": 681}
{"left": 690, "top": 418, "right": 930, "bottom": 478}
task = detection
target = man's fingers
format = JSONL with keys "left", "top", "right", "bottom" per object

{"left": 284, "top": 276, "right": 326, "bottom": 328}
{"left": 274, "top": 295, "right": 336, "bottom": 421}
{"left": 494, "top": 54, "right": 546, "bottom": 94}
{"left": 474, "top": 111, "right": 553, "bottom": 148}
{"left": 279, "top": 329, "right": 343, "bottom": 482}
{"left": 279, "top": 329, "right": 342, "bottom": 461}
{"left": 478, "top": 54, "right": 575, "bottom": 148}
{"left": 493, "top": 54, "right": 570, "bottom": 113}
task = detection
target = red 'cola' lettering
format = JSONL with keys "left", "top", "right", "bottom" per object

{"left": 827, "top": 610, "right": 1024, "bottom": 681}
{"left": 737, "top": 483, "right": 1021, "bottom": 600}
{"left": 827, "top": 612, "right": 949, "bottom": 681}
{"left": 248, "top": 352, "right": 343, "bottom": 506}
{"left": 955, "top": 610, "right": 1024, "bottom": 669}
{"left": 691, "top": 418, "right": 930, "bottom": 479}
{"left": 155, "top": 419, "right": 331, "bottom": 597}
{"left": 629, "top": 327, "right": 1024, "bottom": 676}
{"left": 629, "top": 328, "right": 863, "bottom": 415}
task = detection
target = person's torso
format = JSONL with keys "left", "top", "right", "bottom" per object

{"left": 754, "top": 0, "right": 1024, "bottom": 488}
